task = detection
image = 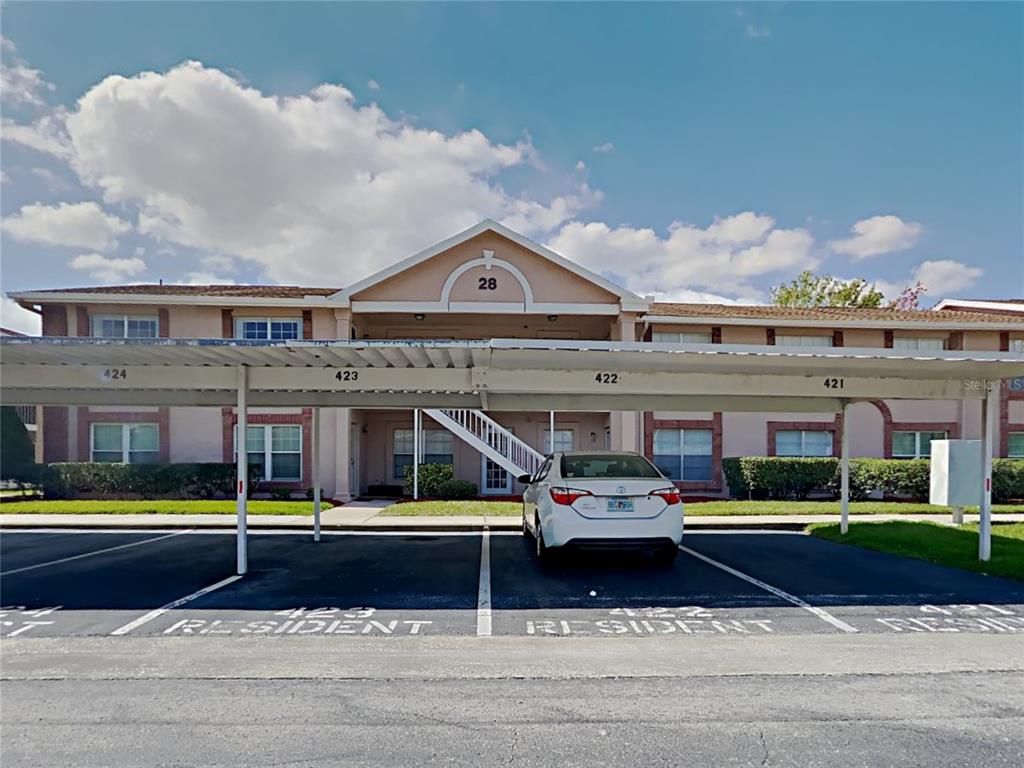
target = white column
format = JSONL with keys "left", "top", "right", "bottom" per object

{"left": 549, "top": 411, "right": 555, "bottom": 452}
{"left": 312, "top": 407, "right": 321, "bottom": 542}
{"left": 413, "top": 408, "right": 420, "bottom": 500}
{"left": 840, "top": 402, "right": 850, "bottom": 535}
{"left": 235, "top": 366, "right": 248, "bottom": 576}
{"left": 979, "top": 385, "right": 997, "bottom": 562}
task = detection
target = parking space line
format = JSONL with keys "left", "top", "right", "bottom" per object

{"left": 678, "top": 544, "right": 859, "bottom": 634}
{"left": 110, "top": 574, "right": 243, "bottom": 635}
{"left": 0, "top": 530, "right": 192, "bottom": 576}
{"left": 477, "top": 529, "right": 492, "bottom": 637}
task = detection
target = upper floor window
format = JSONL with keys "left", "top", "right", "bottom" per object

{"left": 893, "top": 337, "right": 946, "bottom": 351}
{"left": 235, "top": 318, "right": 301, "bottom": 341}
{"left": 775, "top": 334, "right": 833, "bottom": 348}
{"left": 92, "top": 315, "right": 158, "bottom": 339}
{"left": 652, "top": 331, "right": 713, "bottom": 344}
{"left": 1011, "top": 339, "right": 1024, "bottom": 353}
{"left": 776, "top": 429, "right": 833, "bottom": 457}
{"left": 892, "top": 430, "right": 947, "bottom": 459}
{"left": 91, "top": 423, "right": 159, "bottom": 463}
{"left": 1008, "top": 432, "right": 1024, "bottom": 458}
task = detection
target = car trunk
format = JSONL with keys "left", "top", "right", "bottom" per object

{"left": 567, "top": 479, "right": 671, "bottom": 519}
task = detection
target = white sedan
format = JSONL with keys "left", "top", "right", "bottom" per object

{"left": 519, "top": 451, "right": 683, "bottom": 564}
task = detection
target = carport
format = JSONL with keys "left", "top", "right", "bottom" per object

{"left": 2, "top": 337, "right": 1020, "bottom": 574}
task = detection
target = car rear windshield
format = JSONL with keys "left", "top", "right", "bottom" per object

{"left": 560, "top": 455, "right": 663, "bottom": 479}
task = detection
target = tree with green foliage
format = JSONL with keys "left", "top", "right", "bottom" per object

{"left": 771, "top": 270, "right": 885, "bottom": 308}
{"left": 0, "top": 406, "right": 35, "bottom": 480}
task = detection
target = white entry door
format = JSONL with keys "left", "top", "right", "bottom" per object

{"left": 480, "top": 424, "right": 513, "bottom": 495}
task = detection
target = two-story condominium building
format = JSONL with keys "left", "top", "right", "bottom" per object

{"left": 10, "top": 220, "right": 1024, "bottom": 500}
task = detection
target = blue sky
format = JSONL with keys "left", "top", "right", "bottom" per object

{"left": 2, "top": 2, "right": 1021, "bottom": 332}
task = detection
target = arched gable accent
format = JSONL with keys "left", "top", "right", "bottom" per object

{"left": 440, "top": 250, "right": 535, "bottom": 310}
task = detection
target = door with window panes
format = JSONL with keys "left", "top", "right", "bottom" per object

{"left": 480, "top": 424, "right": 513, "bottom": 494}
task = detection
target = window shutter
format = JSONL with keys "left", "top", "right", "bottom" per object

{"left": 221, "top": 309, "right": 234, "bottom": 339}
{"left": 711, "top": 326, "right": 722, "bottom": 344}
{"left": 766, "top": 328, "right": 775, "bottom": 346}
{"left": 302, "top": 310, "right": 314, "bottom": 340}
{"left": 884, "top": 330, "right": 894, "bottom": 348}
{"left": 832, "top": 330, "right": 844, "bottom": 347}
{"left": 41, "top": 305, "right": 68, "bottom": 336}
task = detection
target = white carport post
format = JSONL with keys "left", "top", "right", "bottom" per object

{"left": 235, "top": 366, "right": 248, "bottom": 575}
{"left": 979, "top": 384, "right": 997, "bottom": 562}
{"left": 840, "top": 401, "right": 851, "bottom": 535}
{"left": 412, "top": 408, "right": 420, "bottom": 500}
{"left": 312, "top": 407, "right": 321, "bottom": 542}
{"left": 549, "top": 411, "right": 555, "bottom": 452}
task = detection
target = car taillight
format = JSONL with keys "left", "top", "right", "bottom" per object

{"left": 550, "top": 487, "right": 593, "bottom": 505}
{"left": 651, "top": 488, "right": 682, "bottom": 505}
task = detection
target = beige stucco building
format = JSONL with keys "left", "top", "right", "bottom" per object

{"left": 10, "top": 220, "right": 1024, "bottom": 500}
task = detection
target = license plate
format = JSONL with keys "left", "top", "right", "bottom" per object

{"left": 607, "top": 497, "right": 634, "bottom": 512}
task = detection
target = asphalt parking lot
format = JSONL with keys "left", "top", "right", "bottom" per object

{"left": 3, "top": 528, "right": 1024, "bottom": 640}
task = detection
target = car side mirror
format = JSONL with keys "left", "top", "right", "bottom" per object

{"left": 517, "top": 474, "right": 533, "bottom": 484}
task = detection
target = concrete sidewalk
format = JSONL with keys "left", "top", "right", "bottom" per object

{"left": 1, "top": 512, "right": 1021, "bottom": 531}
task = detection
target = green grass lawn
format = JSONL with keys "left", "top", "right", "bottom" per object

{"left": 809, "top": 521, "right": 1024, "bottom": 581}
{"left": 0, "top": 499, "right": 329, "bottom": 515}
{"left": 685, "top": 501, "right": 1024, "bottom": 516}
{"left": 381, "top": 500, "right": 521, "bottom": 516}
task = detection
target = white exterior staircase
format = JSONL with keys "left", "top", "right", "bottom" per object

{"left": 424, "top": 408, "right": 545, "bottom": 478}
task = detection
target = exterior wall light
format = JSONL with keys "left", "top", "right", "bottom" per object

{"left": 414, "top": 314, "right": 425, "bottom": 321}
{"left": 547, "top": 315, "right": 558, "bottom": 322}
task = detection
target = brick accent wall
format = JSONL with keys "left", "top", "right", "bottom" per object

{"left": 643, "top": 412, "right": 723, "bottom": 491}
{"left": 711, "top": 326, "right": 722, "bottom": 344}
{"left": 221, "top": 408, "right": 314, "bottom": 489}
{"left": 302, "top": 310, "right": 313, "bottom": 340}
{"left": 76, "top": 408, "right": 171, "bottom": 463}
{"left": 75, "top": 305, "right": 90, "bottom": 336}
{"left": 766, "top": 414, "right": 844, "bottom": 457}
{"left": 40, "top": 305, "right": 69, "bottom": 461}
{"left": 884, "top": 330, "right": 894, "bottom": 348}
{"left": 766, "top": 328, "right": 775, "bottom": 346}
{"left": 221, "top": 309, "right": 234, "bottom": 338}
{"left": 832, "top": 330, "right": 844, "bottom": 347}
{"left": 159, "top": 308, "right": 170, "bottom": 338}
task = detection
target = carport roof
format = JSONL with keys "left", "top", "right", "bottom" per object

{"left": 1, "top": 336, "right": 1022, "bottom": 380}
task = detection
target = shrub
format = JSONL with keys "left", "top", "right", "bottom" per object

{"left": 723, "top": 457, "right": 838, "bottom": 500}
{"left": 39, "top": 462, "right": 260, "bottom": 500}
{"left": 993, "top": 459, "right": 1024, "bottom": 503}
{"left": 269, "top": 487, "right": 293, "bottom": 501}
{"left": 402, "top": 462, "right": 455, "bottom": 497}
{"left": 437, "top": 479, "right": 478, "bottom": 500}
{"left": 0, "top": 406, "right": 35, "bottom": 481}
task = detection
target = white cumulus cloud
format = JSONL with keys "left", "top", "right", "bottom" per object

{"left": 912, "top": 259, "right": 983, "bottom": 296}
{"left": 0, "top": 36, "right": 55, "bottom": 107}
{"left": 829, "top": 215, "right": 923, "bottom": 259}
{"left": 0, "top": 296, "right": 41, "bottom": 335}
{"left": 592, "top": 142, "right": 614, "bottom": 153}
{"left": 367, "top": 79, "right": 380, "bottom": 91}
{"left": 60, "top": 61, "right": 596, "bottom": 285}
{"left": 69, "top": 252, "right": 147, "bottom": 283}
{"left": 3, "top": 201, "right": 131, "bottom": 250}
{"left": 547, "top": 213, "right": 817, "bottom": 299}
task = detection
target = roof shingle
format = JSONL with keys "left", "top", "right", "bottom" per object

{"left": 647, "top": 302, "right": 1024, "bottom": 325}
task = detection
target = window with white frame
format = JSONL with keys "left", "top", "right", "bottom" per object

{"left": 775, "top": 429, "right": 833, "bottom": 457}
{"left": 1008, "top": 432, "right": 1024, "bottom": 458}
{"left": 1011, "top": 339, "right": 1024, "bottom": 353}
{"left": 235, "top": 318, "right": 301, "bottom": 341}
{"left": 893, "top": 337, "right": 946, "bottom": 351}
{"left": 652, "top": 331, "right": 713, "bottom": 344}
{"left": 543, "top": 429, "right": 574, "bottom": 453}
{"left": 234, "top": 424, "right": 302, "bottom": 481}
{"left": 92, "top": 315, "right": 158, "bottom": 338}
{"left": 652, "top": 428, "right": 713, "bottom": 482}
{"left": 91, "top": 423, "right": 159, "bottom": 463}
{"left": 892, "top": 430, "right": 947, "bottom": 459}
{"left": 393, "top": 429, "right": 453, "bottom": 479}
{"left": 774, "top": 334, "right": 833, "bottom": 347}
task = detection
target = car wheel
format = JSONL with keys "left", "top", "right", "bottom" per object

{"left": 535, "top": 516, "right": 552, "bottom": 563}
{"left": 653, "top": 545, "right": 678, "bottom": 566}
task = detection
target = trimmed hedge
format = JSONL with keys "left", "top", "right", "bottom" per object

{"left": 34, "top": 462, "right": 261, "bottom": 500}
{"left": 723, "top": 457, "right": 1024, "bottom": 503}
{"left": 402, "top": 462, "right": 455, "bottom": 498}
{"left": 437, "top": 479, "right": 479, "bottom": 500}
